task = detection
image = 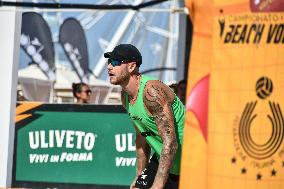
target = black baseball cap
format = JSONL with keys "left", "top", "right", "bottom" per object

{"left": 104, "top": 44, "right": 142, "bottom": 67}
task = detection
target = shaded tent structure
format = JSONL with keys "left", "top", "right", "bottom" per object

{"left": 18, "top": 64, "right": 121, "bottom": 104}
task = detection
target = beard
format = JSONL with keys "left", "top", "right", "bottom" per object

{"left": 110, "top": 71, "right": 130, "bottom": 86}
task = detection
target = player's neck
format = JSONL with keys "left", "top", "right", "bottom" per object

{"left": 122, "top": 74, "right": 141, "bottom": 101}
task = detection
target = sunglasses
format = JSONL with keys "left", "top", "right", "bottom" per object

{"left": 107, "top": 59, "right": 128, "bottom": 67}
{"left": 81, "top": 90, "right": 92, "bottom": 95}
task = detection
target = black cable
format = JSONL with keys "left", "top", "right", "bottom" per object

{"left": 141, "top": 67, "right": 176, "bottom": 74}
{"left": 137, "top": 0, "right": 169, "bottom": 9}
{"left": 0, "top": 0, "right": 169, "bottom": 10}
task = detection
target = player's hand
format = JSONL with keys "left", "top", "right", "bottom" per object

{"left": 149, "top": 186, "right": 162, "bottom": 189}
{"left": 149, "top": 182, "right": 164, "bottom": 189}
{"left": 129, "top": 175, "right": 139, "bottom": 189}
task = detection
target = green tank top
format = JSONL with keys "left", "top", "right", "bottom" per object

{"left": 125, "top": 75, "right": 185, "bottom": 175}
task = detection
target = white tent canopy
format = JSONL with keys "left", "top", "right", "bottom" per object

{"left": 18, "top": 76, "right": 52, "bottom": 102}
{"left": 18, "top": 64, "right": 120, "bottom": 104}
{"left": 18, "top": 64, "right": 112, "bottom": 89}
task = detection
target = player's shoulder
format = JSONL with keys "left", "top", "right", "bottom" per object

{"left": 143, "top": 79, "right": 175, "bottom": 103}
{"left": 144, "top": 79, "right": 166, "bottom": 90}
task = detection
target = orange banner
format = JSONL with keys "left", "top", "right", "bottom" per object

{"left": 180, "top": 0, "right": 284, "bottom": 189}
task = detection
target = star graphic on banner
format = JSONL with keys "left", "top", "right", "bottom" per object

{"left": 256, "top": 173, "right": 262, "bottom": 180}
{"left": 271, "top": 169, "right": 277, "bottom": 176}
{"left": 241, "top": 168, "right": 247, "bottom": 174}
{"left": 231, "top": 157, "right": 236, "bottom": 164}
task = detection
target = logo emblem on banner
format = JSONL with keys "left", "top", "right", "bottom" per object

{"left": 250, "top": 0, "right": 284, "bottom": 12}
{"left": 232, "top": 76, "right": 284, "bottom": 180}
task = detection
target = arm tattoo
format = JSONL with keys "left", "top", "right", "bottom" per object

{"left": 144, "top": 82, "right": 178, "bottom": 188}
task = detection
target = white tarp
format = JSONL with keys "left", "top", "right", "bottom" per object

{"left": 18, "top": 64, "right": 120, "bottom": 104}
{"left": 18, "top": 77, "right": 52, "bottom": 102}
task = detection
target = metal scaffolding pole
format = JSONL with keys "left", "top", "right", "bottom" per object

{"left": 93, "top": 0, "right": 143, "bottom": 78}
{"left": 0, "top": 0, "right": 21, "bottom": 187}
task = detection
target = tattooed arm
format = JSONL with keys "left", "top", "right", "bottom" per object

{"left": 130, "top": 126, "right": 151, "bottom": 189}
{"left": 135, "top": 126, "right": 151, "bottom": 175}
{"left": 121, "top": 91, "right": 151, "bottom": 189}
{"left": 143, "top": 80, "right": 178, "bottom": 189}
